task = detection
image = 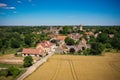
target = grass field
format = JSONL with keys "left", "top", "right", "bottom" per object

{"left": 25, "top": 53, "right": 120, "bottom": 80}
{"left": 0, "top": 63, "right": 23, "bottom": 68}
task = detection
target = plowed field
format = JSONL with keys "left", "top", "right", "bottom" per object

{"left": 25, "top": 53, "right": 120, "bottom": 80}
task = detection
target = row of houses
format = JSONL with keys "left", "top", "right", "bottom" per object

{"left": 22, "top": 41, "right": 56, "bottom": 57}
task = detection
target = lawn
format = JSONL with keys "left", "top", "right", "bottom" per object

{"left": 0, "top": 63, "right": 23, "bottom": 68}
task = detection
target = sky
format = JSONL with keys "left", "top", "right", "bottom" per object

{"left": 0, "top": 0, "right": 120, "bottom": 26}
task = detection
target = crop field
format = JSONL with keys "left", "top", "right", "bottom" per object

{"left": 25, "top": 53, "right": 120, "bottom": 80}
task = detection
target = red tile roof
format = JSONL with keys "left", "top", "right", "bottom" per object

{"left": 22, "top": 48, "right": 45, "bottom": 55}
{"left": 37, "top": 41, "right": 54, "bottom": 48}
{"left": 56, "top": 35, "right": 67, "bottom": 40}
{"left": 22, "top": 48, "right": 39, "bottom": 55}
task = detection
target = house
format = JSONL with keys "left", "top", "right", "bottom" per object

{"left": 56, "top": 35, "right": 67, "bottom": 45}
{"left": 109, "top": 34, "right": 114, "bottom": 38}
{"left": 22, "top": 48, "right": 44, "bottom": 57}
{"left": 36, "top": 41, "right": 56, "bottom": 54}
{"left": 22, "top": 41, "right": 56, "bottom": 57}
{"left": 68, "top": 33, "right": 82, "bottom": 40}
{"left": 56, "top": 35, "right": 67, "bottom": 41}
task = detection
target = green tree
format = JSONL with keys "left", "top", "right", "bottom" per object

{"left": 10, "top": 38, "right": 20, "bottom": 48}
{"left": 8, "top": 66, "right": 20, "bottom": 78}
{"left": 75, "top": 40, "right": 80, "bottom": 45}
{"left": 83, "top": 48, "right": 90, "bottom": 56}
{"left": 90, "top": 42, "right": 105, "bottom": 55}
{"left": 59, "top": 26, "right": 72, "bottom": 35}
{"left": 88, "top": 35, "right": 96, "bottom": 44}
{"left": 65, "top": 37, "right": 75, "bottom": 45}
{"left": 111, "top": 37, "right": 120, "bottom": 51}
{"left": 0, "top": 69, "right": 8, "bottom": 77}
{"left": 0, "top": 39, "right": 2, "bottom": 49}
{"left": 69, "top": 48, "right": 75, "bottom": 54}
{"left": 23, "top": 56, "right": 33, "bottom": 67}
{"left": 24, "top": 35, "right": 32, "bottom": 46}
{"left": 96, "top": 33, "right": 109, "bottom": 44}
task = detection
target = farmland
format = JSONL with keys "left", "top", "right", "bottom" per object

{"left": 25, "top": 53, "right": 120, "bottom": 80}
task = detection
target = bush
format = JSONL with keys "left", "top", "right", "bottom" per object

{"left": 23, "top": 56, "right": 33, "bottom": 67}
{"left": 83, "top": 49, "right": 90, "bottom": 56}
{"left": 65, "top": 37, "right": 75, "bottom": 45}
{"left": 0, "top": 69, "right": 8, "bottom": 77}
{"left": 69, "top": 48, "right": 75, "bottom": 54}
{"left": 8, "top": 66, "right": 20, "bottom": 78}
{"left": 90, "top": 42, "right": 105, "bottom": 55}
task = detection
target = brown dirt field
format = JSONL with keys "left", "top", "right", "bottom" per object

{"left": 0, "top": 54, "right": 40, "bottom": 64}
{"left": 25, "top": 53, "right": 120, "bottom": 80}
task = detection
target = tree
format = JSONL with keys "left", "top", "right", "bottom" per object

{"left": 96, "top": 33, "right": 109, "bottom": 44}
{"left": 69, "top": 48, "right": 75, "bottom": 54}
{"left": 59, "top": 26, "right": 72, "bottom": 35}
{"left": 24, "top": 35, "right": 32, "bottom": 46}
{"left": 0, "top": 69, "right": 8, "bottom": 77}
{"left": 23, "top": 56, "right": 33, "bottom": 67}
{"left": 65, "top": 37, "right": 75, "bottom": 45}
{"left": 10, "top": 38, "right": 20, "bottom": 48}
{"left": 75, "top": 40, "right": 80, "bottom": 45}
{"left": 111, "top": 37, "right": 120, "bottom": 51}
{"left": 83, "top": 48, "right": 90, "bottom": 56}
{"left": 90, "top": 42, "right": 105, "bottom": 55}
{"left": 88, "top": 35, "right": 96, "bottom": 44}
{"left": 0, "top": 39, "right": 2, "bottom": 50}
{"left": 8, "top": 66, "right": 20, "bottom": 78}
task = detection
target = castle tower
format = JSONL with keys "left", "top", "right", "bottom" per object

{"left": 80, "top": 24, "right": 83, "bottom": 31}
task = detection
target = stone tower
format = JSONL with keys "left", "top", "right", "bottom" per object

{"left": 80, "top": 24, "right": 83, "bottom": 31}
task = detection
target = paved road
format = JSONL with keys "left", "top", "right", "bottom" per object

{"left": 17, "top": 53, "right": 54, "bottom": 80}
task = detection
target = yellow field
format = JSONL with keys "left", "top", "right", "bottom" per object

{"left": 25, "top": 53, "right": 120, "bottom": 80}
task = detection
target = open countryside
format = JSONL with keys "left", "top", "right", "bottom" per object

{"left": 0, "top": 0, "right": 120, "bottom": 80}
{"left": 25, "top": 53, "right": 120, "bottom": 80}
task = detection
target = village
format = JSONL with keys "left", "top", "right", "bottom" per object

{"left": 20, "top": 24, "right": 92, "bottom": 57}
{"left": 22, "top": 24, "right": 115, "bottom": 57}
{"left": 0, "top": 25, "right": 119, "bottom": 80}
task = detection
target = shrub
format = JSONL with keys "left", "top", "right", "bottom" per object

{"left": 0, "top": 69, "right": 8, "bottom": 77}
{"left": 8, "top": 66, "right": 20, "bottom": 78}
{"left": 90, "top": 42, "right": 105, "bottom": 55}
{"left": 69, "top": 48, "right": 75, "bottom": 54}
{"left": 23, "top": 56, "right": 33, "bottom": 67}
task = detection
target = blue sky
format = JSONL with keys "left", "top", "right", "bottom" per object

{"left": 0, "top": 0, "right": 120, "bottom": 26}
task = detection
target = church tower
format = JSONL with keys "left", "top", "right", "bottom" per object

{"left": 80, "top": 24, "right": 83, "bottom": 31}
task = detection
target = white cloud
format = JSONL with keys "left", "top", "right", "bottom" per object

{"left": 0, "top": 3, "right": 7, "bottom": 7}
{"left": 17, "top": 1, "right": 22, "bottom": 3}
{"left": 0, "top": 3, "right": 16, "bottom": 10}
{"left": 5, "top": 7, "right": 16, "bottom": 9}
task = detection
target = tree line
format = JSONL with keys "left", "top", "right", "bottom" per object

{"left": 0, "top": 26, "right": 50, "bottom": 54}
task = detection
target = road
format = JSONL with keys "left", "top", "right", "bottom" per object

{"left": 17, "top": 52, "right": 54, "bottom": 80}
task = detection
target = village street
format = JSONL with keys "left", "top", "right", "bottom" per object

{"left": 17, "top": 52, "right": 54, "bottom": 80}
